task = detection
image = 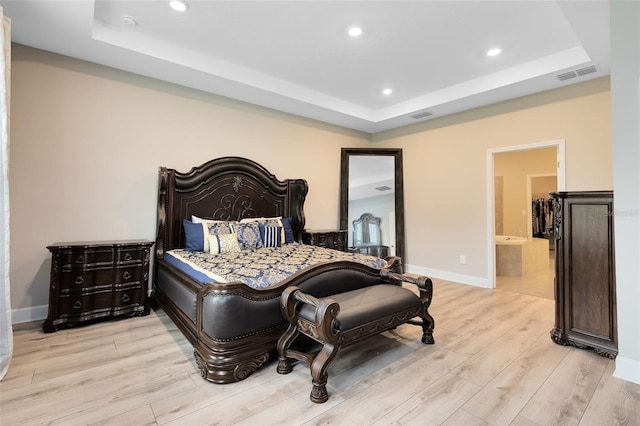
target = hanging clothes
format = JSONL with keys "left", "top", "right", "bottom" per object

{"left": 532, "top": 195, "right": 555, "bottom": 238}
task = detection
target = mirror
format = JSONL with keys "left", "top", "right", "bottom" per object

{"left": 340, "top": 148, "right": 405, "bottom": 263}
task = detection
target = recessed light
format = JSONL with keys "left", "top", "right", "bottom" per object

{"left": 487, "top": 47, "right": 502, "bottom": 57}
{"left": 348, "top": 26, "right": 363, "bottom": 37}
{"left": 169, "top": 0, "right": 189, "bottom": 12}
{"left": 382, "top": 88, "right": 393, "bottom": 96}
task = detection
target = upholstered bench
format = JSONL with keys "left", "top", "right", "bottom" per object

{"left": 276, "top": 271, "right": 435, "bottom": 403}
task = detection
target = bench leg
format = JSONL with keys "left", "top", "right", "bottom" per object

{"left": 421, "top": 311, "right": 435, "bottom": 344}
{"left": 276, "top": 323, "right": 299, "bottom": 375}
{"left": 309, "top": 343, "right": 339, "bottom": 403}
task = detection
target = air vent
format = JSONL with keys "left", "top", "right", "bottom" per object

{"left": 375, "top": 186, "right": 391, "bottom": 191}
{"left": 576, "top": 65, "right": 597, "bottom": 76}
{"left": 557, "top": 71, "right": 577, "bottom": 81}
{"left": 557, "top": 65, "right": 598, "bottom": 81}
{"left": 410, "top": 111, "right": 433, "bottom": 120}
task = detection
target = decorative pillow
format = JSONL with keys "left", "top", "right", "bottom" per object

{"left": 183, "top": 219, "right": 205, "bottom": 251}
{"left": 207, "top": 221, "right": 232, "bottom": 235}
{"left": 259, "top": 224, "right": 283, "bottom": 248}
{"left": 231, "top": 222, "right": 263, "bottom": 250}
{"left": 208, "top": 233, "right": 241, "bottom": 254}
{"left": 241, "top": 216, "right": 286, "bottom": 244}
{"left": 281, "top": 217, "right": 295, "bottom": 244}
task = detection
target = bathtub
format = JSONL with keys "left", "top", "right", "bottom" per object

{"left": 496, "top": 235, "right": 549, "bottom": 277}
{"left": 495, "top": 235, "right": 528, "bottom": 244}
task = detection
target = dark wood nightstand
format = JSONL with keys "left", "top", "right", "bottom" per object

{"left": 302, "top": 229, "right": 348, "bottom": 252}
{"left": 43, "top": 240, "right": 154, "bottom": 333}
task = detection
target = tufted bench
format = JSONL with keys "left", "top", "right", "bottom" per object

{"left": 276, "top": 270, "right": 435, "bottom": 403}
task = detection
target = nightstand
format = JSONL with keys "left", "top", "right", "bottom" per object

{"left": 43, "top": 240, "right": 153, "bottom": 332}
{"left": 302, "top": 229, "right": 348, "bottom": 252}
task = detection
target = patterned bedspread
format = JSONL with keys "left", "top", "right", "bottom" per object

{"left": 164, "top": 242, "right": 388, "bottom": 289}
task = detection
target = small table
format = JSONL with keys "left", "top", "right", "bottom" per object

{"left": 302, "top": 229, "right": 348, "bottom": 252}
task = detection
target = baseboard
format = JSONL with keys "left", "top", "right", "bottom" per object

{"left": 405, "top": 264, "right": 492, "bottom": 288}
{"left": 12, "top": 304, "right": 48, "bottom": 325}
{"left": 614, "top": 356, "right": 640, "bottom": 385}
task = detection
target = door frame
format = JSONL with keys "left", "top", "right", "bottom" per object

{"left": 486, "top": 139, "right": 566, "bottom": 288}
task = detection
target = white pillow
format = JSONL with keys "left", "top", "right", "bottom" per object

{"left": 207, "top": 233, "right": 241, "bottom": 254}
{"left": 191, "top": 215, "right": 231, "bottom": 252}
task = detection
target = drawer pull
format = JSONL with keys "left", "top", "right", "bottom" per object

{"left": 123, "top": 271, "right": 131, "bottom": 280}
{"left": 74, "top": 276, "right": 84, "bottom": 285}
{"left": 124, "top": 253, "right": 132, "bottom": 261}
{"left": 122, "top": 294, "right": 130, "bottom": 303}
{"left": 73, "top": 301, "right": 82, "bottom": 309}
{"left": 76, "top": 256, "right": 84, "bottom": 264}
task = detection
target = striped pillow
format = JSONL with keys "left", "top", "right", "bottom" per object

{"left": 259, "top": 225, "right": 282, "bottom": 248}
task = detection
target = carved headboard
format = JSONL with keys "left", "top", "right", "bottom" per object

{"left": 156, "top": 157, "right": 308, "bottom": 258}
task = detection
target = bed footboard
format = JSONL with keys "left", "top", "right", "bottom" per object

{"left": 155, "top": 258, "right": 404, "bottom": 383}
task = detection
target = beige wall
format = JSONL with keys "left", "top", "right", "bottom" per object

{"left": 10, "top": 43, "right": 613, "bottom": 312}
{"left": 10, "top": 44, "right": 371, "bottom": 311}
{"left": 495, "top": 148, "right": 557, "bottom": 237}
{"left": 373, "top": 77, "right": 612, "bottom": 282}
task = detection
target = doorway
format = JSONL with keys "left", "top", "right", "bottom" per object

{"left": 487, "top": 140, "right": 566, "bottom": 298}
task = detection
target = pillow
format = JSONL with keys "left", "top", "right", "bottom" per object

{"left": 207, "top": 221, "right": 232, "bottom": 235}
{"left": 241, "top": 216, "right": 286, "bottom": 243}
{"left": 207, "top": 233, "right": 241, "bottom": 254}
{"left": 231, "top": 222, "right": 263, "bottom": 250}
{"left": 183, "top": 219, "right": 205, "bottom": 251}
{"left": 259, "top": 224, "right": 283, "bottom": 248}
{"left": 202, "top": 222, "right": 232, "bottom": 252}
{"left": 191, "top": 215, "right": 210, "bottom": 224}
{"left": 281, "top": 217, "right": 295, "bottom": 244}
{"left": 190, "top": 216, "right": 235, "bottom": 252}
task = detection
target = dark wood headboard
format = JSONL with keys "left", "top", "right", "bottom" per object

{"left": 156, "top": 157, "right": 308, "bottom": 258}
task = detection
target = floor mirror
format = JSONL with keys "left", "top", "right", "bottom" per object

{"left": 339, "top": 148, "right": 405, "bottom": 264}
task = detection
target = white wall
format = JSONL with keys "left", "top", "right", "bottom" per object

{"left": 611, "top": 0, "right": 640, "bottom": 385}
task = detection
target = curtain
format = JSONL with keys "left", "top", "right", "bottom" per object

{"left": 0, "top": 7, "right": 11, "bottom": 381}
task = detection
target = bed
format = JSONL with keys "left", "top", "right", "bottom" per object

{"left": 154, "top": 156, "right": 406, "bottom": 383}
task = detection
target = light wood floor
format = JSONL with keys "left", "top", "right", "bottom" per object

{"left": 496, "top": 251, "right": 555, "bottom": 300}
{"left": 3, "top": 279, "right": 639, "bottom": 425}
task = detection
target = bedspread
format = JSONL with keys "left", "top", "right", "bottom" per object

{"left": 164, "top": 242, "right": 388, "bottom": 289}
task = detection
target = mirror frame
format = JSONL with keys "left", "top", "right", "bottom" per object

{"left": 339, "top": 148, "right": 405, "bottom": 263}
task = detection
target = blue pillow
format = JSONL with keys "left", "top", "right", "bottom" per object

{"left": 231, "top": 222, "right": 263, "bottom": 250}
{"left": 281, "top": 217, "right": 295, "bottom": 244}
{"left": 259, "top": 224, "right": 283, "bottom": 248}
{"left": 183, "top": 219, "right": 204, "bottom": 251}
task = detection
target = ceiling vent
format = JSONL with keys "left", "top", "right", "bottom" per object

{"left": 576, "top": 65, "right": 597, "bottom": 76}
{"left": 557, "top": 71, "right": 577, "bottom": 81}
{"left": 375, "top": 185, "right": 392, "bottom": 191}
{"left": 557, "top": 65, "right": 597, "bottom": 81}
{"left": 410, "top": 111, "right": 433, "bottom": 120}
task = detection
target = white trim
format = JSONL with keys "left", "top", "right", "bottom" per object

{"left": 406, "top": 263, "right": 492, "bottom": 288}
{"left": 12, "top": 305, "right": 48, "bottom": 324}
{"left": 487, "top": 139, "right": 566, "bottom": 289}
{"left": 614, "top": 356, "right": 640, "bottom": 385}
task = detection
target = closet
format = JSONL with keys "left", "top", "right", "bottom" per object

{"left": 531, "top": 194, "right": 554, "bottom": 239}
{"left": 550, "top": 191, "right": 617, "bottom": 359}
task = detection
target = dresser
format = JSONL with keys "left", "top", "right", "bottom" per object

{"left": 550, "top": 191, "right": 617, "bottom": 358}
{"left": 302, "top": 230, "right": 348, "bottom": 252}
{"left": 43, "top": 240, "right": 154, "bottom": 332}
{"left": 348, "top": 245, "right": 389, "bottom": 258}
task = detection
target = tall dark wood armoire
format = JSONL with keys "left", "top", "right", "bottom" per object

{"left": 550, "top": 191, "right": 617, "bottom": 359}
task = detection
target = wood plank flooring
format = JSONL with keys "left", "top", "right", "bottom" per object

{"left": 2, "top": 279, "right": 639, "bottom": 425}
